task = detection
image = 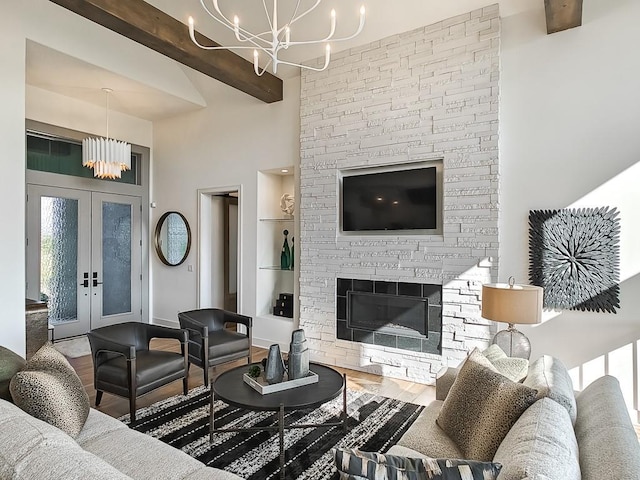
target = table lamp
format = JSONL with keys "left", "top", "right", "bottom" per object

{"left": 481, "top": 277, "right": 543, "bottom": 359}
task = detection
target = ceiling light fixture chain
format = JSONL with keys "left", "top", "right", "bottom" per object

{"left": 103, "top": 87, "right": 112, "bottom": 139}
{"left": 82, "top": 88, "right": 132, "bottom": 180}
{"left": 188, "top": 0, "right": 365, "bottom": 75}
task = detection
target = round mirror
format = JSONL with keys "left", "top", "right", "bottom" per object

{"left": 154, "top": 211, "right": 191, "bottom": 266}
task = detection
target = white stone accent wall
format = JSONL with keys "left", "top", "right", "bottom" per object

{"left": 298, "top": 5, "right": 501, "bottom": 384}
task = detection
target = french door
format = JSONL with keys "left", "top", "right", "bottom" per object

{"left": 26, "top": 185, "right": 142, "bottom": 339}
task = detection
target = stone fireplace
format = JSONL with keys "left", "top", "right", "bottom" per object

{"left": 297, "top": 5, "right": 501, "bottom": 384}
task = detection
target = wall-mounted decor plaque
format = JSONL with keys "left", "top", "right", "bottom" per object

{"left": 529, "top": 207, "right": 620, "bottom": 313}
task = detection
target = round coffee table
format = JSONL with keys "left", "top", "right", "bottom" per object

{"left": 210, "top": 362, "right": 346, "bottom": 479}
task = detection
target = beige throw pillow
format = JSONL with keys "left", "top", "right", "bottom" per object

{"left": 483, "top": 344, "right": 529, "bottom": 383}
{"left": 523, "top": 355, "right": 577, "bottom": 424}
{"left": 436, "top": 349, "right": 538, "bottom": 462}
{"left": 9, "top": 342, "right": 90, "bottom": 438}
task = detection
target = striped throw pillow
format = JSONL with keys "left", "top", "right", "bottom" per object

{"left": 334, "top": 448, "right": 502, "bottom": 480}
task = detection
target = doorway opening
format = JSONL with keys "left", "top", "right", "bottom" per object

{"left": 198, "top": 187, "right": 242, "bottom": 314}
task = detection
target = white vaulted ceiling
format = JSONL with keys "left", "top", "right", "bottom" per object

{"left": 27, "top": 1, "right": 538, "bottom": 120}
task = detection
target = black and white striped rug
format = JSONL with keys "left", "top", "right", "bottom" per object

{"left": 121, "top": 385, "right": 423, "bottom": 479}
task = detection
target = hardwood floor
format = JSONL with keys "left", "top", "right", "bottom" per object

{"left": 67, "top": 338, "right": 436, "bottom": 420}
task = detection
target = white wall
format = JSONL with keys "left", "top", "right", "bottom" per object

{"left": 27, "top": 86, "right": 152, "bottom": 148}
{"left": 500, "top": 1, "right": 640, "bottom": 372}
{"left": 151, "top": 76, "right": 301, "bottom": 330}
{"left": 0, "top": 6, "right": 28, "bottom": 356}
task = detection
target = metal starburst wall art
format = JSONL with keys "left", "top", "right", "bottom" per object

{"left": 528, "top": 207, "right": 620, "bottom": 313}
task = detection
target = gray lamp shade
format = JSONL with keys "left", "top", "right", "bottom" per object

{"left": 481, "top": 283, "right": 543, "bottom": 325}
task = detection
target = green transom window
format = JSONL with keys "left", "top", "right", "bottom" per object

{"left": 26, "top": 132, "right": 139, "bottom": 185}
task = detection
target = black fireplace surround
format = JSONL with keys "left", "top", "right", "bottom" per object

{"left": 336, "top": 278, "right": 442, "bottom": 354}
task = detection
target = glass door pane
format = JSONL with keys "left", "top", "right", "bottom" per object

{"left": 102, "top": 202, "right": 132, "bottom": 316}
{"left": 41, "top": 196, "right": 79, "bottom": 323}
{"left": 26, "top": 185, "right": 92, "bottom": 339}
{"left": 91, "top": 193, "right": 142, "bottom": 329}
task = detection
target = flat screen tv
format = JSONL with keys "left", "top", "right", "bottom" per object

{"left": 341, "top": 165, "right": 440, "bottom": 233}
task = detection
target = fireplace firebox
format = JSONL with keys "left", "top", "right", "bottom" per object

{"left": 347, "top": 291, "right": 428, "bottom": 337}
{"left": 336, "top": 278, "right": 442, "bottom": 354}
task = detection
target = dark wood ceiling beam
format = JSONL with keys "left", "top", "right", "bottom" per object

{"left": 49, "top": 0, "right": 283, "bottom": 103}
{"left": 544, "top": 0, "right": 583, "bottom": 34}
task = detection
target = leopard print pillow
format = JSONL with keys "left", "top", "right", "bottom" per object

{"left": 436, "top": 348, "right": 538, "bottom": 462}
{"left": 9, "top": 342, "right": 90, "bottom": 438}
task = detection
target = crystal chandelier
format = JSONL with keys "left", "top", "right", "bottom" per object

{"left": 188, "top": 0, "right": 366, "bottom": 75}
{"left": 82, "top": 88, "right": 131, "bottom": 179}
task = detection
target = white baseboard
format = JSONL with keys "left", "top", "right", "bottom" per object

{"left": 252, "top": 336, "right": 289, "bottom": 354}
{"left": 153, "top": 318, "right": 286, "bottom": 352}
{"left": 152, "top": 317, "right": 180, "bottom": 328}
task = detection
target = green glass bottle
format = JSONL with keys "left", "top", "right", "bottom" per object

{"left": 290, "top": 236, "right": 294, "bottom": 270}
{"left": 280, "top": 229, "right": 291, "bottom": 270}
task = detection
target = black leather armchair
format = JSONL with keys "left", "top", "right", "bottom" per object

{"left": 178, "top": 308, "right": 252, "bottom": 386}
{"left": 87, "top": 322, "right": 189, "bottom": 424}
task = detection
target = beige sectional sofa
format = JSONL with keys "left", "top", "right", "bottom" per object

{"left": 0, "top": 396, "right": 242, "bottom": 480}
{"left": 0, "top": 400, "right": 240, "bottom": 480}
{"left": 387, "top": 355, "right": 640, "bottom": 480}
{"left": 0, "top": 343, "right": 241, "bottom": 480}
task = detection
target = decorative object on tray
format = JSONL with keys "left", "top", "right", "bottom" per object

{"left": 288, "top": 329, "right": 309, "bottom": 380}
{"left": 280, "top": 193, "right": 294, "bottom": 217}
{"left": 529, "top": 207, "right": 620, "bottom": 312}
{"left": 280, "top": 229, "right": 291, "bottom": 270}
{"left": 247, "top": 365, "right": 261, "bottom": 378}
{"left": 264, "top": 344, "right": 286, "bottom": 384}
{"left": 243, "top": 369, "right": 319, "bottom": 394}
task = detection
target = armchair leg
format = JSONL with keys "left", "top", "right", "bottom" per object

{"left": 183, "top": 376, "right": 188, "bottom": 395}
{"left": 130, "top": 395, "right": 136, "bottom": 424}
{"left": 203, "top": 366, "right": 209, "bottom": 388}
{"left": 95, "top": 390, "right": 103, "bottom": 406}
{"left": 128, "top": 357, "right": 137, "bottom": 425}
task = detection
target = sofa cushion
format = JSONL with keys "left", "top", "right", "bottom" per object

{"left": 333, "top": 448, "right": 502, "bottom": 480}
{"left": 78, "top": 408, "right": 242, "bottom": 479}
{"left": 394, "top": 400, "right": 463, "bottom": 458}
{"left": 75, "top": 408, "right": 129, "bottom": 446}
{"left": 436, "top": 348, "right": 538, "bottom": 462}
{"left": 180, "top": 469, "right": 248, "bottom": 479}
{"left": 9, "top": 342, "right": 90, "bottom": 438}
{"left": 483, "top": 344, "right": 529, "bottom": 382}
{"left": 79, "top": 417, "right": 242, "bottom": 480}
{"left": 493, "top": 397, "right": 580, "bottom": 480}
{"left": 574, "top": 375, "right": 640, "bottom": 480}
{"left": 523, "top": 355, "right": 577, "bottom": 424}
{"left": 0, "top": 346, "right": 25, "bottom": 403}
{"left": 0, "top": 398, "right": 131, "bottom": 480}
{"left": 435, "top": 366, "right": 460, "bottom": 401}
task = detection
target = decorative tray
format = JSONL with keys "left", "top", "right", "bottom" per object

{"left": 243, "top": 371, "right": 318, "bottom": 395}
